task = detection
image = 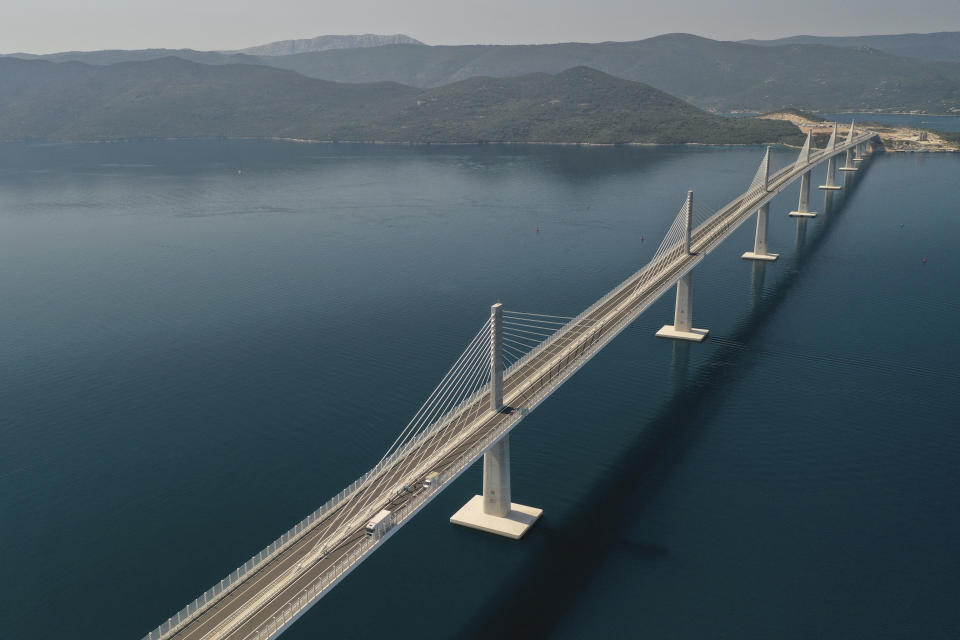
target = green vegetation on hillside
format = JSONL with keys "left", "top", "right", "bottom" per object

{"left": 741, "top": 32, "right": 960, "bottom": 64}
{"left": 226, "top": 35, "right": 960, "bottom": 114}
{"left": 0, "top": 58, "right": 801, "bottom": 145}
{"left": 8, "top": 34, "right": 960, "bottom": 113}
{"left": 935, "top": 130, "right": 960, "bottom": 144}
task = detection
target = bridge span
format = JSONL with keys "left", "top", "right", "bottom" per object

{"left": 143, "top": 123, "right": 879, "bottom": 640}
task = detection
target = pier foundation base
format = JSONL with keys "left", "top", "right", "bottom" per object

{"left": 450, "top": 496, "right": 542, "bottom": 540}
{"left": 789, "top": 170, "right": 817, "bottom": 217}
{"left": 819, "top": 156, "right": 842, "bottom": 190}
{"left": 655, "top": 325, "right": 709, "bottom": 342}
{"left": 741, "top": 251, "right": 779, "bottom": 261}
{"left": 656, "top": 272, "right": 709, "bottom": 342}
{"left": 451, "top": 436, "right": 541, "bottom": 539}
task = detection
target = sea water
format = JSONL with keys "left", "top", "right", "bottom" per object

{"left": 1, "top": 141, "right": 957, "bottom": 639}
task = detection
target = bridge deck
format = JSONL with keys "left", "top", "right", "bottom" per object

{"left": 154, "top": 132, "right": 877, "bottom": 640}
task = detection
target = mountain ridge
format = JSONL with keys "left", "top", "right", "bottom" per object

{"left": 5, "top": 33, "right": 958, "bottom": 113}
{"left": 225, "top": 34, "right": 424, "bottom": 56}
{"left": 0, "top": 57, "right": 800, "bottom": 145}
{"left": 740, "top": 31, "right": 960, "bottom": 63}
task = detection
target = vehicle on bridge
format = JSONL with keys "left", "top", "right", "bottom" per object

{"left": 365, "top": 509, "right": 394, "bottom": 538}
{"left": 423, "top": 471, "right": 441, "bottom": 490}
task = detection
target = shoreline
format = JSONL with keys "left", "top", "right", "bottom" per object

{"left": 758, "top": 111, "right": 960, "bottom": 153}
{"left": 2, "top": 134, "right": 956, "bottom": 153}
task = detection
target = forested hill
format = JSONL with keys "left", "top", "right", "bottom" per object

{"left": 741, "top": 31, "right": 960, "bottom": 64}
{"left": 7, "top": 33, "right": 960, "bottom": 113}
{"left": 254, "top": 35, "right": 960, "bottom": 113}
{"left": 0, "top": 58, "right": 800, "bottom": 145}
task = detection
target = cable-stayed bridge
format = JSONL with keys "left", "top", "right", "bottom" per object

{"left": 143, "top": 123, "right": 879, "bottom": 640}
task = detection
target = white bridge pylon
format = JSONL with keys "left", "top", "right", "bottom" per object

{"left": 450, "top": 303, "right": 543, "bottom": 539}
{"left": 741, "top": 147, "right": 780, "bottom": 261}
{"left": 789, "top": 131, "right": 817, "bottom": 218}
{"left": 819, "top": 122, "right": 843, "bottom": 191}
{"left": 839, "top": 120, "right": 859, "bottom": 172}
{"left": 656, "top": 190, "right": 710, "bottom": 342}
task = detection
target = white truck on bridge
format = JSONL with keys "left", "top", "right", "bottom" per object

{"left": 365, "top": 510, "right": 394, "bottom": 538}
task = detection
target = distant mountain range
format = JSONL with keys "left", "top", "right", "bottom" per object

{"left": 224, "top": 34, "right": 423, "bottom": 56}
{"left": 5, "top": 33, "right": 959, "bottom": 113}
{"left": 741, "top": 31, "right": 960, "bottom": 64}
{"left": 232, "top": 34, "right": 960, "bottom": 113}
{"left": 0, "top": 57, "right": 800, "bottom": 145}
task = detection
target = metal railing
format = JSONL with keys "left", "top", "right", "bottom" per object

{"left": 143, "top": 467, "right": 395, "bottom": 639}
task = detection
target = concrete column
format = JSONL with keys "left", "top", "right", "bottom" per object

{"left": 839, "top": 147, "right": 858, "bottom": 172}
{"left": 742, "top": 203, "right": 779, "bottom": 261}
{"left": 482, "top": 436, "right": 510, "bottom": 516}
{"left": 450, "top": 433, "right": 543, "bottom": 539}
{"left": 674, "top": 272, "right": 692, "bottom": 332}
{"left": 819, "top": 156, "right": 842, "bottom": 191}
{"left": 656, "top": 271, "right": 708, "bottom": 342}
{"left": 789, "top": 171, "right": 817, "bottom": 218}
{"left": 489, "top": 303, "right": 503, "bottom": 412}
{"left": 684, "top": 190, "right": 693, "bottom": 255}
{"left": 854, "top": 143, "right": 864, "bottom": 162}
{"left": 755, "top": 204, "right": 770, "bottom": 254}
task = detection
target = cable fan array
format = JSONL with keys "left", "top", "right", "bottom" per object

{"left": 500, "top": 310, "right": 584, "bottom": 368}
{"left": 309, "top": 318, "right": 495, "bottom": 555}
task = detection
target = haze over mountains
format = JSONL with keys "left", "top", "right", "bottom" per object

{"left": 1, "top": 30, "right": 958, "bottom": 143}
{"left": 5, "top": 33, "right": 960, "bottom": 114}
{"left": 741, "top": 31, "right": 960, "bottom": 64}
{"left": 236, "top": 35, "right": 960, "bottom": 113}
{"left": 224, "top": 34, "right": 423, "bottom": 56}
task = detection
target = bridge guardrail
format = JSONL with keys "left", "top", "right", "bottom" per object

{"left": 248, "top": 400, "right": 530, "bottom": 639}
{"left": 143, "top": 471, "right": 385, "bottom": 640}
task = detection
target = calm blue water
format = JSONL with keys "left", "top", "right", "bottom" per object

{"left": 1, "top": 141, "right": 958, "bottom": 639}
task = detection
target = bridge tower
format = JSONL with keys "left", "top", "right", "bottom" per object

{"left": 839, "top": 121, "right": 859, "bottom": 172}
{"left": 790, "top": 131, "right": 817, "bottom": 218}
{"left": 450, "top": 303, "right": 543, "bottom": 539}
{"left": 819, "top": 123, "right": 842, "bottom": 191}
{"left": 656, "top": 191, "right": 710, "bottom": 342}
{"left": 742, "top": 147, "right": 780, "bottom": 261}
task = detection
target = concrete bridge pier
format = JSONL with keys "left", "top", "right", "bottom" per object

{"left": 450, "top": 303, "right": 542, "bottom": 539}
{"left": 656, "top": 271, "right": 709, "bottom": 342}
{"left": 789, "top": 171, "right": 817, "bottom": 218}
{"left": 657, "top": 191, "right": 709, "bottom": 342}
{"left": 853, "top": 143, "right": 864, "bottom": 163}
{"left": 742, "top": 203, "right": 779, "bottom": 261}
{"left": 839, "top": 147, "right": 858, "bottom": 172}
{"left": 819, "top": 156, "right": 842, "bottom": 191}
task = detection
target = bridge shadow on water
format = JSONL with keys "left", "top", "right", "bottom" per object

{"left": 457, "top": 153, "right": 877, "bottom": 639}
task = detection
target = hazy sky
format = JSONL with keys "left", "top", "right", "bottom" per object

{"left": 4, "top": 0, "right": 960, "bottom": 54}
